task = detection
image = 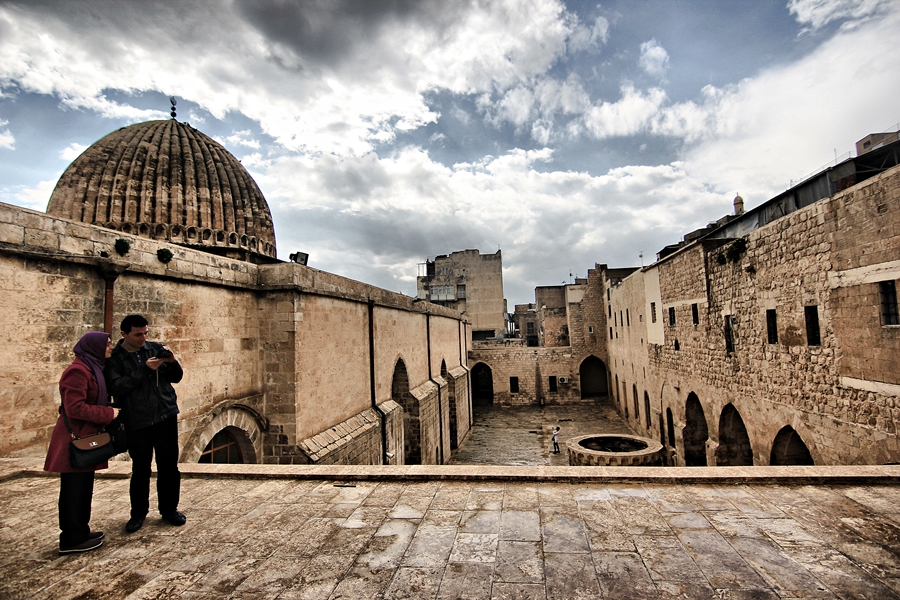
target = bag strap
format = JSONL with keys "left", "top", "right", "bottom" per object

{"left": 59, "top": 402, "right": 106, "bottom": 441}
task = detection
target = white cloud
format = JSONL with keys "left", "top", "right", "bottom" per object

{"left": 681, "top": 2, "right": 900, "bottom": 204}
{"left": 0, "top": 119, "right": 12, "bottom": 149}
{"left": 788, "top": 0, "right": 888, "bottom": 30}
{"left": 222, "top": 130, "right": 261, "bottom": 150}
{"left": 639, "top": 39, "right": 669, "bottom": 76}
{"left": 261, "top": 146, "right": 723, "bottom": 302}
{"left": 60, "top": 142, "right": 86, "bottom": 161}
{"left": 0, "top": 179, "right": 56, "bottom": 210}
{"left": 582, "top": 84, "right": 668, "bottom": 139}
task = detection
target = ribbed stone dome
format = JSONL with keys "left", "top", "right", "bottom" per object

{"left": 47, "top": 119, "right": 276, "bottom": 260}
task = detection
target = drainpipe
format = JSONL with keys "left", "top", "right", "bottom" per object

{"left": 99, "top": 263, "right": 127, "bottom": 334}
{"left": 368, "top": 299, "right": 390, "bottom": 465}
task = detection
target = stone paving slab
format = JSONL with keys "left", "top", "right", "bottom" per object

{"left": 5, "top": 469, "right": 900, "bottom": 599}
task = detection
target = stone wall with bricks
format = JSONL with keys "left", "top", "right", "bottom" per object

{"left": 0, "top": 203, "right": 467, "bottom": 467}
{"left": 605, "top": 163, "right": 900, "bottom": 466}
{"left": 468, "top": 346, "right": 587, "bottom": 405}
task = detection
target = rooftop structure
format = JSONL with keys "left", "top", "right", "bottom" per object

{"left": 46, "top": 119, "right": 277, "bottom": 262}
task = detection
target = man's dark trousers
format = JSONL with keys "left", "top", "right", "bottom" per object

{"left": 128, "top": 416, "right": 180, "bottom": 518}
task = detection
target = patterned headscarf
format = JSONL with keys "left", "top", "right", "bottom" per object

{"left": 73, "top": 331, "right": 110, "bottom": 406}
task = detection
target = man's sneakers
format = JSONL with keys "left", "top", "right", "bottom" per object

{"left": 162, "top": 511, "right": 186, "bottom": 526}
{"left": 88, "top": 530, "right": 104, "bottom": 541}
{"left": 59, "top": 536, "right": 102, "bottom": 555}
{"left": 125, "top": 515, "right": 145, "bottom": 533}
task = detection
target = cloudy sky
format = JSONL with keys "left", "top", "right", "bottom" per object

{"left": 1, "top": 0, "right": 898, "bottom": 307}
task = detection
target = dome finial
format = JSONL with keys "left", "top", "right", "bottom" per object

{"left": 169, "top": 97, "right": 177, "bottom": 120}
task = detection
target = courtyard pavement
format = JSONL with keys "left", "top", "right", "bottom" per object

{"left": 3, "top": 403, "right": 900, "bottom": 599}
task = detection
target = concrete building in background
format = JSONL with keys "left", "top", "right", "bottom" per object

{"left": 417, "top": 249, "right": 507, "bottom": 340}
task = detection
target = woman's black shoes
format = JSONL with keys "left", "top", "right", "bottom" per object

{"left": 59, "top": 537, "right": 102, "bottom": 555}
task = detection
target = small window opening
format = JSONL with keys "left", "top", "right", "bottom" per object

{"left": 674, "top": 339, "right": 680, "bottom": 351}
{"left": 626, "top": 309, "right": 630, "bottom": 326}
{"left": 549, "top": 376, "right": 558, "bottom": 392}
{"left": 199, "top": 429, "right": 243, "bottom": 464}
{"left": 650, "top": 302, "right": 657, "bottom": 323}
{"left": 510, "top": 377, "right": 519, "bottom": 393}
{"left": 691, "top": 303, "right": 699, "bottom": 326}
{"left": 881, "top": 281, "right": 899, "bottom": 325}
{"left": 804, "top": 305, "right": 820, "bottom": 346}
{"left": 766, "top": 309, "right": 778, "bottom": 344}
{"left": 609, "top": 327, "right": 613, "bottom": 339}
{"left": 588, "top": 326, "right": 594, "bottom": 333}
{"left": 724, "top": 315, "right": 735, "bottom": 353}
{"left": 668, "top": 306, "right": 676, "bottom": 326}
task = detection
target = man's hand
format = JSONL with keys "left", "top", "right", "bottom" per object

{"left": 147, "top": 346, "right": 176, "bottom": 370}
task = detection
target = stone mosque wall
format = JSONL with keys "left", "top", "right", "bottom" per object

{"left": 0, "top": 203, "right": 470, "bottom": 466}
{"left": 603, "top": 163, "right": 900, "bottom": 465}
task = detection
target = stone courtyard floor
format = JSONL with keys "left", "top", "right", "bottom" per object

{"left": 450, "top": 400, "right": 634, "bottom": 466}
{"left": 3, "top": 403, "right": 900, "bottom": 599}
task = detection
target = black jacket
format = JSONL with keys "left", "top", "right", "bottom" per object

{"left": 105, "top": 340, "right": 183, "bottom": 432}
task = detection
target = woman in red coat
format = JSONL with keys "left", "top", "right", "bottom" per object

{"left": 44, "top": 332, "right": 119, "bottom": 554}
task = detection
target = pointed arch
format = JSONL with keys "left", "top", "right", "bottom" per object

{"left": 770, "top": 426, "right": 814, "bottom": 466}
{"left": 471, "top": 362, "right": 493, "bottom": 406}
{"left": 644, "top": 391, "right": 651, "bottom": 430}
{"left": 579, "top": 355, "right": 608, "bottom": 399}
{"left": 715, "top": 404, "right": 753, "bottom": 466}
{"left": 683, "top": 392, "right": 708, "bottom": 466}
{"left": 392, "top": 358, "right": 420, "bottom": 464}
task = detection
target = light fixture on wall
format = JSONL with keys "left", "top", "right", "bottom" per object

{"left": 289, "top": 252, "right": 309, "bottom": 265}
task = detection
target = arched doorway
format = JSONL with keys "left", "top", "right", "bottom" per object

{"left": 770, "top": 426, "right": 814, "bottom": 465}
{"left": 683, "top": 392, "right": 708, "bottom": 466}
{"left": 443, "top": 360, "right": 459, "bottom": 449}
{"left": 579, "top": 355, "right": 608, "bottom": 399}
{"left": 392, "top": 358, "right": 420, "bottom": 465}
{"left": 471, "top": 362, "right": 494, "bottom": 406}
{"left": 715, "top": 404, "right": 753, "bottom": 466}
{"left": 666, "top": 408, "right": 676, "bottom": 451}
{"left": 632, "top": 385, "right": 639, "bottom": 422}
{"left": 643, "top": 391, "right": 651, "bottom": 430}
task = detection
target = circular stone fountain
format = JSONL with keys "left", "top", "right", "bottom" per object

{"left": 566, "top": 434, "right": 664, "bottom": 466}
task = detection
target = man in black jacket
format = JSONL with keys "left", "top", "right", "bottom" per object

{"left": 106, "top": 314, "right": 185, "bottom": 533}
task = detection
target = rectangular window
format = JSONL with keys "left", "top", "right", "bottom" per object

{"left": 510, "top": 377, "right": 519, "bottom": 393}
{"left": 549, "top": 376, "right": 558, "bottom": 392}
{"left": 608, "top": 305, "right": 612, "bottom": 317}
{"left": 766, "top": 309, "right": 778, "bottom": 344}
{"left": 881, "top": 280, "right": 899, "bottom": 325}
{"left": 668, "top": 306, "right": 676, "bottom": 326}
{"left": 614, "top": 312, "right": 617, "bottom": 326}
{"left": 588, "top": 326, "right": 594, "bottom": 333}
{"left": 805, "top": 305, "right": 820, "bottom": 346}
{"left": 724, "top": 315, "right": 735, "bottom": 353}
{"left": 620, "top": 311, "right": 624, "bottom": 327}
{"left": 526, "top": 322, "right": 535, "bottom": 335}
{"left": 429, "top": 285, "right": 455, "bottom": 301}
{"left": 692, "top": 303, "right": 699, "bottom": 325}
{"left": 650, "top": 302, "right": 657, "bottom": 323}
{"left": 626, "top": 309, "right": 630, "bottom": 326}
{"left": 609, "top": 327, "right": 613, "bottom": 339}
{"left": 456, "top": 284, "right": 466, "bottom": 299}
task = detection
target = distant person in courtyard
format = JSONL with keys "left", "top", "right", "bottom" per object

{"left": 552, "top": 426, "right": 561, "bottom": 454}
{"left": 105, "top": 314, "right": 185, "bottom": 533}
{"left": 44, "top": 331, "right": 120, "bottom": 554}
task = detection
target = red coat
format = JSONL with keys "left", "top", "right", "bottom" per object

{"left": 44, "top": 358, "right": 117, "bottom": 473}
